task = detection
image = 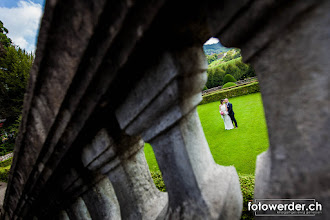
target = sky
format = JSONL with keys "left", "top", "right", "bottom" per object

{"left": 204, "top": 37, "right": 219, "bottom": 45}
{"left": 0, "top": 0, "right": 45, "bottom": 53}
{"left": 0, "top": 1, "right": 218, "bottom": 53}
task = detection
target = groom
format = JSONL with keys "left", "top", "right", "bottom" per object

{"left": 225, "top": 98, "right": 238, "bottom": 128}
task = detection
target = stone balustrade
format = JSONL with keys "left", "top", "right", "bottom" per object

{"left": 1, "top": 0, "right": 329, "bottom": 219}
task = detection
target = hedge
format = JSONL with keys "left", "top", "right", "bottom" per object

{"left": 200, "top": 82, "right": 260, "bottom": 105}
{"left": 151, "top": 170, "right": 166, "bottom": 192}
{"left": 239, "top": 174, "right": 255, "bottom": 220}
{"left": 0, "top": 165, "right": 11, "bottom": 182}
{"left": 151, "top": 170, "right": 255, "bottom": 220}
{"left": 0, "top": 157, "right": 13, "bottom": 167}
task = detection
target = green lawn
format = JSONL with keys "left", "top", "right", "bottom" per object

{"left": 144, "top": 92, "right": 269, "bottom": 175}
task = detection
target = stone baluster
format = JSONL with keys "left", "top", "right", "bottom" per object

{"left": 115, "top": 47, "right": 242, "bottom": 219}
{"left": 58, "top": 210, "right": 70, "bottom": 220}
{"left": 81, "top": 178, "right": 120, "bottom": 220}
{"left": 249, "top": 1, "right": 330, "bottom": 218}
{"left": 66, "top": 197, "right": 92, "bottom": 220}
{"left": 81, "top": 129, "right": 168, "bottom": 219}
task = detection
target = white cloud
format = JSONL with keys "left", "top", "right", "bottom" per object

{"left": 0, "top": 0, "right": 42, "bottom": 53}
{"left": 204, "top": 37, "right": 219, "bottom": 45}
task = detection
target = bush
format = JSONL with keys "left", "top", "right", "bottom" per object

{"left": 0, "top": 157, "right": 12, "bottom": 167}
{"left": 150, "top": 170, "right": 166, "bottom": 192}
{"left": 200, "top": 82, "right": 260, "bottom": 105}
{"left": 0, "top": 165, "right": 11, "bottom": 182}
{"left": 223, "top": 74, "right": 237, "bottom": 84}
{"left": 0, "top": 141, "right": 14, "bottom": 156}
{"left": 239, "top": 174, "right": 255, "bottom": 220}
{"left": 222, "top": 82, "right": 236, "bottom": 88}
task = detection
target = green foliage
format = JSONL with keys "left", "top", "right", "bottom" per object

{"left": 0, "top": 20, "right": 33, "bottom": 149}
{"left": 0, "top": 46, "right": 33, "bottom": 124}
{"left": 150, "top": 170, "right": 166, "bottom": 192}
{"left": 200, "top": 82, "right": 260, "bottom": 105}
{"left": 206, "top": 57, "right": 256, "bottom": 89}
{"left": 0, "top": 21, "right": 12, "bottom": 57}
{"left": 0, "top": 165, "right": 11, "bottom": 182}
{"left": 223, "top": 74, "right": 237, "bottom": 84}
{"left": 203, "top": 85, "right": 208, "bottom": 91}
{"left": 203, "top": 42, "right": 230, "bottom": 55}
{"left": 0, "top": 142, "right": 14, "bottom": 156}
{"left": 206, "top": 66, "right": 226, "bottom": 89}
{"left": 222, "top": 82, "right": 236, "bottom": 88}
{"left": 222, "top": 48, "right": 241, "bottom": 62}
{"left": 206, "top": 53, "right": 218, "bottom": 64}
{"left": 0, "top": 157, "right": 12, "bottom": 167}
{"left": 239, "top": 174, "right": 255, "bottom": 220}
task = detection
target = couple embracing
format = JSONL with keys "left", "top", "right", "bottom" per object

{"left": 219, "top": 98, "right": 238, "bottom": 130}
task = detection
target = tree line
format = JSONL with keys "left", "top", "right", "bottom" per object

{"left": 204, "top": 49, "right": 256, "bottom": 90}
{"left": 0, "top": 21, "right": 33, "bottom": 152}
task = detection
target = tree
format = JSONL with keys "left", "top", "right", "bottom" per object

{"left": 0, "top": 21, "right": 33, "bottom": 127}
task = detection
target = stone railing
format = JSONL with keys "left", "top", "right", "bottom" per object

{"left": 2, "top": 0, "right": 329, "bottom": 219}
{"left": 0, "top": 153, "right": 13, "bottom": 162}
{"left": 202, "top": 77, "right": 258, "bottom": 95}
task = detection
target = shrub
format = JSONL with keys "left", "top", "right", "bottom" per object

{"left": 223, "top": 74, "right": 237, "bottom": 84}
{"left": 222, "top": 82, "right": 236, "bottom": 88}
{"left": 239, "top": 174, "right": 255, "bottom": 220}
{"left": 0, "top": 165, "right": 11, "bottom": 182}
{"left": 200, "top": 82, "right": 260, "bottom": 105}
{"left": 0, "top": 157, "right": 13, "bottom": 167}
{"left": 150, "top": 170, "right": 166, "bottom": 192}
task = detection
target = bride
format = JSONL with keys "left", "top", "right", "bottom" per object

{"left": 219, "top": 99, "right": 234, "bottom": 130}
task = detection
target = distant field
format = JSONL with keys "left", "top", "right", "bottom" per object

{"left": 144, "top": 92, "right": 269, "bottom": 175}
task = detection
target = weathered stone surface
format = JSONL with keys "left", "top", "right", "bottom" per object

{"left": 117, "top": 47, "right": 242, "bottom": 219}
{"left": 67, "top": 197, "right": 91, "bottom": 220}
{"left": 2, "top": 0, "right": 328, "bottom": 219}
{"left": 250, "top": 1, "right": 330, "bottom": 219}
{"left": 82, "top": 178, "right": 120, "bottom": 220}
{"left": 82, "top": 130, "right": 168, "bottom": 220}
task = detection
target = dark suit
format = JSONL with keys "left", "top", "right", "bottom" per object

{"left": 227, "top": 102, "right": 238, "bottom": 127}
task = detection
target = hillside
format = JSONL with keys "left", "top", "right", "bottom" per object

{"left": 203, "top": 42, "right": 231, "bottom": 55}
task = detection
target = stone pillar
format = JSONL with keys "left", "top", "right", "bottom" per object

{"left": 82, "top": 129, "right": 168, "bottom": 219}
{"left": 249, "top": 0, "right": 330, "bottom": 219}
{"left": 58, "top": 210, "right": 70, "bottom": 220}
{"left": 66, "top": 197, "right": 92, "bottom": 220}
{"left": 81, "top": 178, "right": 120, "bottom": 220}
{"left": 115, "top": 47, "right": 242, "bottom": 219}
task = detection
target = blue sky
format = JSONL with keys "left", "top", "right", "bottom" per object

{"left": 0, "top": 0, "right": 218, "bottom": 53}
{"left": 0, "top": 0, "right": 45, "bottom": 52}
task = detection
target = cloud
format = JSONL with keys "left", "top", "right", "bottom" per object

{"left": 204, "top": 37, "right": 220, "bottom": 45}
{"left": 0, "top": 0, "right": 43, "bottom": 53}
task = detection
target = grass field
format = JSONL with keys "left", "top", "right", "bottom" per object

{"left": 144, "top": 92, "right": 269, "bottom": 175}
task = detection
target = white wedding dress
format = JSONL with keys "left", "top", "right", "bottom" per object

{"left": 220, "top": 104, "right": 234, "bottom": 130}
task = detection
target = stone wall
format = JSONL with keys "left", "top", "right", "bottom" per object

{"left": 1, "top": 0, "right": 329, "bottom": 219}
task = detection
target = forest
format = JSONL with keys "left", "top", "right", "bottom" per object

{"left": 0, "top": 21, "right": 33, "bottom": 154}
